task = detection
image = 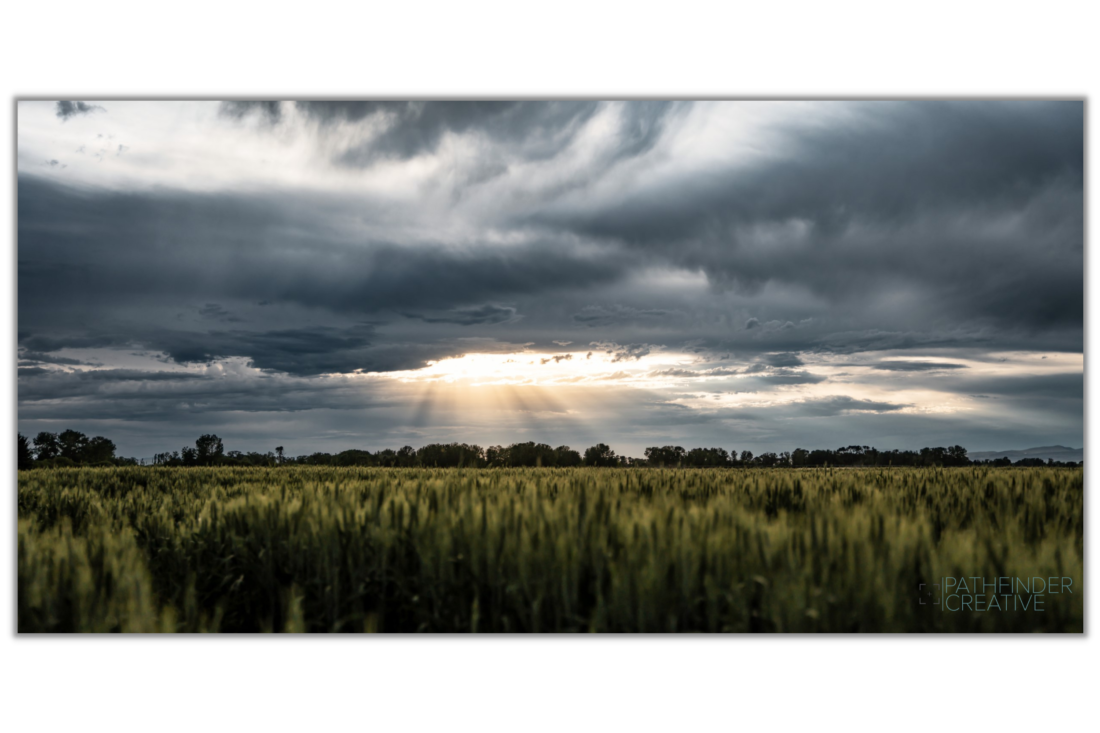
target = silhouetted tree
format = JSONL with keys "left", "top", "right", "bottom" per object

{"left": 946, "top": 445, "right": 969, "bottom": 466}
{"left": 33, "top": 432, "right": 61, "bottom": 461}
{"left": 397, "top": 446, "right": 417, "bottom": 467}
{"left": 756, "top": 452, "right": 780, "bottom": 468}
{"left": 299, "top": 452, "right": 336, "bottom": 466}
{"left": 153, "top": 451, "right": 181, "bottom": 466}
{"left": 335, "top": 449, "right": 373, "bottom": 466}
{"left": 57, "top": 429, "right": 90, "bottom": 461}
{"left": 416, "top": 443, "right": 484, "bottom": 467}
{"left": 18, "top": 434, "right": 34, "bottom": 470}
{"left": 644, "top": 445, "right": 686, "bottom": 467}
{"left": 684, "top": 447, "right": 730, "bottom": 468}
{"left": 12, "top": 427, "right": 1082, "bottom": 471}
{"left": 83, "top": 436, "right": 117, "bottom": 463}
{"left": 195, "top": 434, "right": 224, "bottom": 465}
{"left": 554, "top": 445, "right": 583, "bottom": 467}
{"left": 584, "top": 443, "right": 618, "bottom": 467}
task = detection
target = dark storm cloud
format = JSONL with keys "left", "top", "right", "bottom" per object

{"left": 532, "top": 101, "right": 1083, "bottom": 346}
{"left": 403, "top": 304, "right": 518, "bottom": 325}
{"left": 642, "top": 395, "right": 908, "bottom": 426}
{"left": 18, "top": 175, "right": 626, "bottom": 374}
{"left": 19, "top": 324, "right": 446, "bottom": 379}
{"left": 198, "top": 303, "right": 242, "bottom": 323}
{"left": 549, "top": 102, "right": 1082, "bottom": 244}
{"left": 752, "top": 370, "right": 826, "bottom": 386}
{"left": 20, "top": 320, "right": 467, "bottom": 377}
{"left": 156, "top": 326, "right": 377, "bottom": 375}
{"left": 809, "top": 329, "right": 996, "bottom": 355}
{"left": 17, "top": 101, "right": 1084, "bottom": 454}
{"left": 18, "top": 176, "right": 621, "bottom": 318}
{"left": 55, "top": 101, "right": 104, "bottom": 120}
{"left": 780, "top": 396, "right": 908, "bottom": 417}
{"left": 955, "top": 372, "right": 1083, "bottom": 401}
{"left": 24, "top": 103, "right": 1084, "bottom": 369}
{"left": 572, "top": 304, "right": 676, "bottom": 326}
{"left": 18, "top": 368, "right": 208, "bottom": 388}
{"left": 17, "top": 367, "right": 393, "bottom": 421}
{"left": 17, "top": 350, "right": 91, "bottom": 366}
{"left": 869, "top": 360, "right": 968, "bottom": 372}
{"left": 19, "top": 332, "right": 119, "bottom": 352}
{"left": 762, "top": 352, "right": 804, "bottom": 367}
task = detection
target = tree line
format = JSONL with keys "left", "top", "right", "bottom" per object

{"left": 17, "top": 431, "right": 1082, "bottom": 469}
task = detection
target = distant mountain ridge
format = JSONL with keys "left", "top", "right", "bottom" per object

{"left": 968, "top": 445, "right": 1083, "bottom": 463}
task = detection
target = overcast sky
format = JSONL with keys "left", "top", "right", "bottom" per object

{"left": 17, "top": 100, "right": 1083, "bottom": 458}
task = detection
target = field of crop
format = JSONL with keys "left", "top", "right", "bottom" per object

{"left": 17, "top": 466, "right": 1083, "bottom": 633}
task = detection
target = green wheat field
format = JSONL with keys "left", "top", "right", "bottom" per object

{"left": 17, "top": 466, "right": 1083, "bottom": 633}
